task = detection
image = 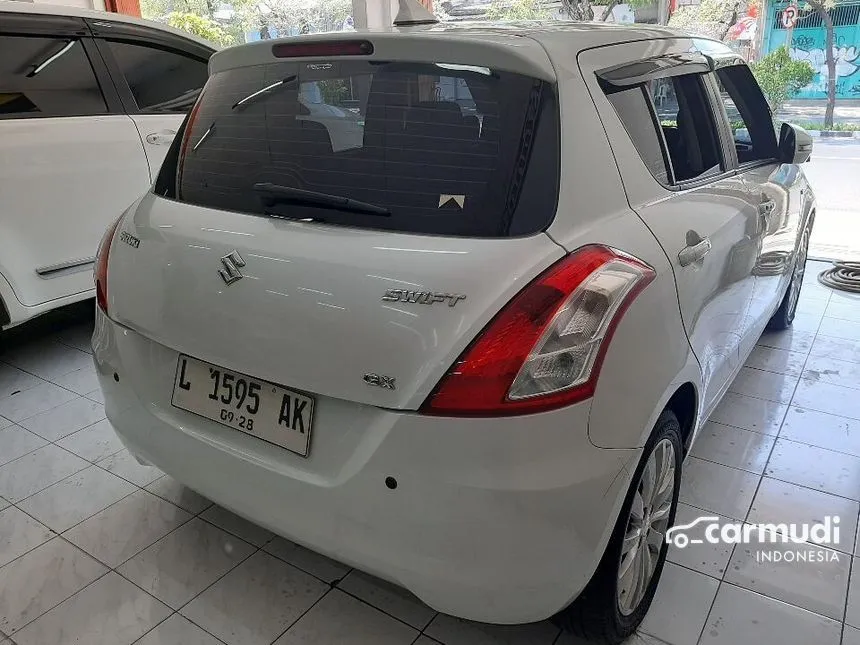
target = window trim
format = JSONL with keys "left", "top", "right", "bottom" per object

{"left": 92, "top": 36, "right": 211, "bottom": 115}
{"left": 606, "top": 71, "right": 734, "bottom": 191}
{"left": 0, "top": 34, "right": 118, "bottom": 120}
{"left": 597, "top": 52, "right": 712, "bottom": 88}
{"left": 0, "top": 11, "right": 89, "bottom": 37}
{"left": 709, "top": 62, "right": 780, "bottom": 170}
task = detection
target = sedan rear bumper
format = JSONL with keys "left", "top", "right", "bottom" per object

{"left": 93, "top": 311, "right": 639, "bottom": 623}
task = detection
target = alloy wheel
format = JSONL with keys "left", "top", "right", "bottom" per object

{"left": 616, "top": 438, "right": 676, "bottom": 616}
{"left": 787, "top": 227, "right": 810, "bottom": 318}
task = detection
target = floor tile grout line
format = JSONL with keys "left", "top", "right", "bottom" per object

{"left": 332, "top": 581, "right": 438, "bottom": 636}
{"left": 695, "top": 306, "right": 827, "bottom": 644}
{"left": 130, "top": 543, "right": 260, "bottom": 621}
{"left": 0, "top": 357, "right": 98, "bottom": 411}
{"left": 12, "top": 481, "right": 139, "bottom": 538}
{"left": 719, "top": 578, "right": 845, "bottom": 623}
{"left": 689, "top": 450, "right": 860, "bottom": 505}
{"left": 265, "top": 585, "right": 335, "bottom": 645}
{"left": 746, "top": 302, "right": 829, "bottom": 525}
{"left": 255, "top": 545, "right": 443, "bottom": 636}
{"left": 0, "top": 440, "right": 120, "bottom": 507}
{"left": 15, "top": 403, "right": 108, "bottom": 445}
{"left": 0, "top": 484, "right": 201, "bottom": 582}
{"left": 2, "top": 567, "right": 115, "bottom": 638}
{"left": 841, "top": 549, "right": 856, "bottom": 641}
{"left": 136, "top": 611, "right": 230, "bottom": 645}
{"left": 772, "top": 429, "right": 860, "bottom": 460}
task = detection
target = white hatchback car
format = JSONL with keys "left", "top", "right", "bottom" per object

{"left": 93, "top": 21, "right": 815, "bottom": 643}
{"left": 0, "top": 1, "right": 213, "bottom": 329}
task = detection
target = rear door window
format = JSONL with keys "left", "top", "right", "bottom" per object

{"left": 106, "top": 40, "right": 208, "bottom": 113}
{"left": 163, "top": 60, "right": 559, "bottom": 237}
{"left": 605, "top": 72, "right": 724, "bottom": 185}
{"left": 713, "top": 65, "right": 779, "bottom": 164}
{"left": 0, "top": 36, "right": 106, "bottom": 118}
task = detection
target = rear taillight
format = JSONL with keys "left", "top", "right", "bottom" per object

{"left": 94, "top": 217, "right": 122, "bottom": 315}
{"left": 421, "top": 245, "right": 655, "bottom": 416}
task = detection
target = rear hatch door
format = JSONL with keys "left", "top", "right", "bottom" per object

{"left": 108, "top": 33, "right": 563, "bottom": 410}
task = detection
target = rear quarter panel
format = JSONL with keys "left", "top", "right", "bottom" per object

{"left": 536, "top": 32, "right": 703, "bottom": 449}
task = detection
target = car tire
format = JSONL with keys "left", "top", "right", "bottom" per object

{"left": 768, "top": 217, "right": 813, "bottom": 331}
{"left": 556, "top": 410, "right": 683, "bottom": 644}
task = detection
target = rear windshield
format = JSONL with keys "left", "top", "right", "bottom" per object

{"left": 157, "top": 58, "right": 560, "bottom": 237}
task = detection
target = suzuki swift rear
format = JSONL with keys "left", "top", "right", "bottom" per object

{"left": 94, "top": 24, "right": 700, "bottom": 643}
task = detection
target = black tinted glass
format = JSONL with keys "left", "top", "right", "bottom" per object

{"left": 606, "top": 73, "right": 723, "bottom": 184}
{"left": 168, "top": 60, "right": 559, "bottom": 237}
{"left": 107, "top": 40, "right": 208, "bottom": 113}
{"left": 715, "top": 65, "right": 779, "bottom": 164}
{"left": 0, "top": 36, "right": 106, "bottom": 118}
{"left": 606, "top": 85, "right": 670, "bottom": 184}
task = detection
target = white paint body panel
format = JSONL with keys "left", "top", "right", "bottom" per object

{"left": 94, "top": 24, "right": 815, "bottom": 624}
{"left": 0, "top": 115, "right": 150, "bottom": 311}
{"left": 0, "top": 1, "right": 214, "bottom": 328}
{"left": 129, "top": 114, "right": 184, "bottom": 179}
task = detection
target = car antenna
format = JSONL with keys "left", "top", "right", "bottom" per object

{"left": 393, "top": 0, "right": 439, "bottom": 26}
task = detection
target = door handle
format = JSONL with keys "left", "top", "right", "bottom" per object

{"left": 145, "top": 130, "right": 177, "bottom": 145}
{"left": 679, "top": 237, "right": 712, "bottom": 267}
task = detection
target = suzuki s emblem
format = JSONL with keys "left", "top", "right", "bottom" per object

{"left": 218, "top": 251, "right": 246, "bottom": 285}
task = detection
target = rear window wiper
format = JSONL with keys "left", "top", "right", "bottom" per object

{"left": 253, "top": 183, "right": 391, "bottom": 217}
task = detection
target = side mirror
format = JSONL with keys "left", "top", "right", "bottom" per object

{"left": 779, "top": 122, "right": 813, "bottom": 164}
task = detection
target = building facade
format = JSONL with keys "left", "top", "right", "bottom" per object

{"left": 761, "top": 0, "right": 860, "bottom": 99}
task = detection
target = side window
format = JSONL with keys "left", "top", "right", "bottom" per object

{"left": 714, "top": 65, "right": 778, "bottom": 164}
{"left": 106, "top": 40, "right": 208, "bottom": 113}
{"left": 0, "top": 36, "right": 106, "bottom": 118}
{"left": 606, "top": 72, "right": 724, "bottom": 185}
{"left": 605, "top": 86, "right": 670, "bottom": 184}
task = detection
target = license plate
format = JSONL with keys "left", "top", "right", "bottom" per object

{"left": 171, "top": 355, "right": 314, "bottom": 457}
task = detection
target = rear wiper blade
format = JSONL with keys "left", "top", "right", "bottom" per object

{"left": 232, "top": 75, "right": 297, "bottom": 110}
{"left": 254, "top": 183, "right": 391, "bottom": 217}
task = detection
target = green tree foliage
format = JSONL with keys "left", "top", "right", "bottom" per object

{"left": 239, "top": 0, "right": 352, "bottom": 36}
{"left": 485, "top": 0, "right": 553, "bottom": 20}
{"left": 592, "top": 0, "right": 654, "bottom": 22}
{"left": 166, "top": 11, "right": 234, "bottom": 44}
{"left": 751, "top": 46, "right": 815, "bottom": 110}
{"left": 668, "top": 0, "right": 742, "bottom": 39}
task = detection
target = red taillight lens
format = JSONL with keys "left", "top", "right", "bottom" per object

{"left": 421, "top": 245, "right": 655, "bottom": 417}
{"left": 272, "top": 40, "right": 373, "bottom": 58}
{"left": 94, "top": 217, "right": 122, "bottom": 315}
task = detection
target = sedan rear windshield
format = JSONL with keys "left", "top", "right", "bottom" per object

{"left": 156, "top": 58, "right": 560, "bottom": 237}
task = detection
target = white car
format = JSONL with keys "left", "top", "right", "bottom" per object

{"left": 92, "top": 20, "right": 815, "bottom": 643}
{"left": 0, "top": 1, "right": 214, "bottom": 329}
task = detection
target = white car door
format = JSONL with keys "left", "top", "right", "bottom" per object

{"left": 708, "top": 63, "right": 811, "bottom": 349}
{"left": 0, "top": 15, "right": 150, "bottom": 310}
{"left": 91, "top": 26, "right": 211, "bottom": 180}
{"left": 580, "top": 40, "right": 760, "bottom": 416}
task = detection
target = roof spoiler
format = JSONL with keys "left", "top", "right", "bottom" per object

{"left": 393, "top": 0, "right": 439, "bottom": 26}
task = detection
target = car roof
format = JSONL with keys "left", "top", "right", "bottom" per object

{"left": 210, "top": 20, "right": 728, "bottom": 80}
{"left": 0, "top": 0, "right": 217, "bottom": 49}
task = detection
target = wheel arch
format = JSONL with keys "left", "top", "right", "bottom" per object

{"left": 663, "top": 382, "right": 698, "bottom": 455}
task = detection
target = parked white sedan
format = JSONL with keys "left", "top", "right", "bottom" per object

{"left": 0, "top": 1, "right": 213, "bottom": 329}
{"left": 92, "top": 21, "right": 815, "bottom": 643}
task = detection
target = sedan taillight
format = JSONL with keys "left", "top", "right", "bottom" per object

{"left": 94, "top": 216, "right": 123, "bottom": 315}
{"left": 420, "top": 245, "right": 655, "bottom": 416}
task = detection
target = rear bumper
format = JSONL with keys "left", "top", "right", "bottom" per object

{"left": 93, "top": 311, "right": 639, "bottom": 623}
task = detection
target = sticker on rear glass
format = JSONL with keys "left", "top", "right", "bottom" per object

{"left": 438, "top": 194, "right": 465, "bottom": 209}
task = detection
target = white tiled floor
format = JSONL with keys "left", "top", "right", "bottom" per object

{"left": 2, "top": 261, "right": 860, "bottom": 644}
